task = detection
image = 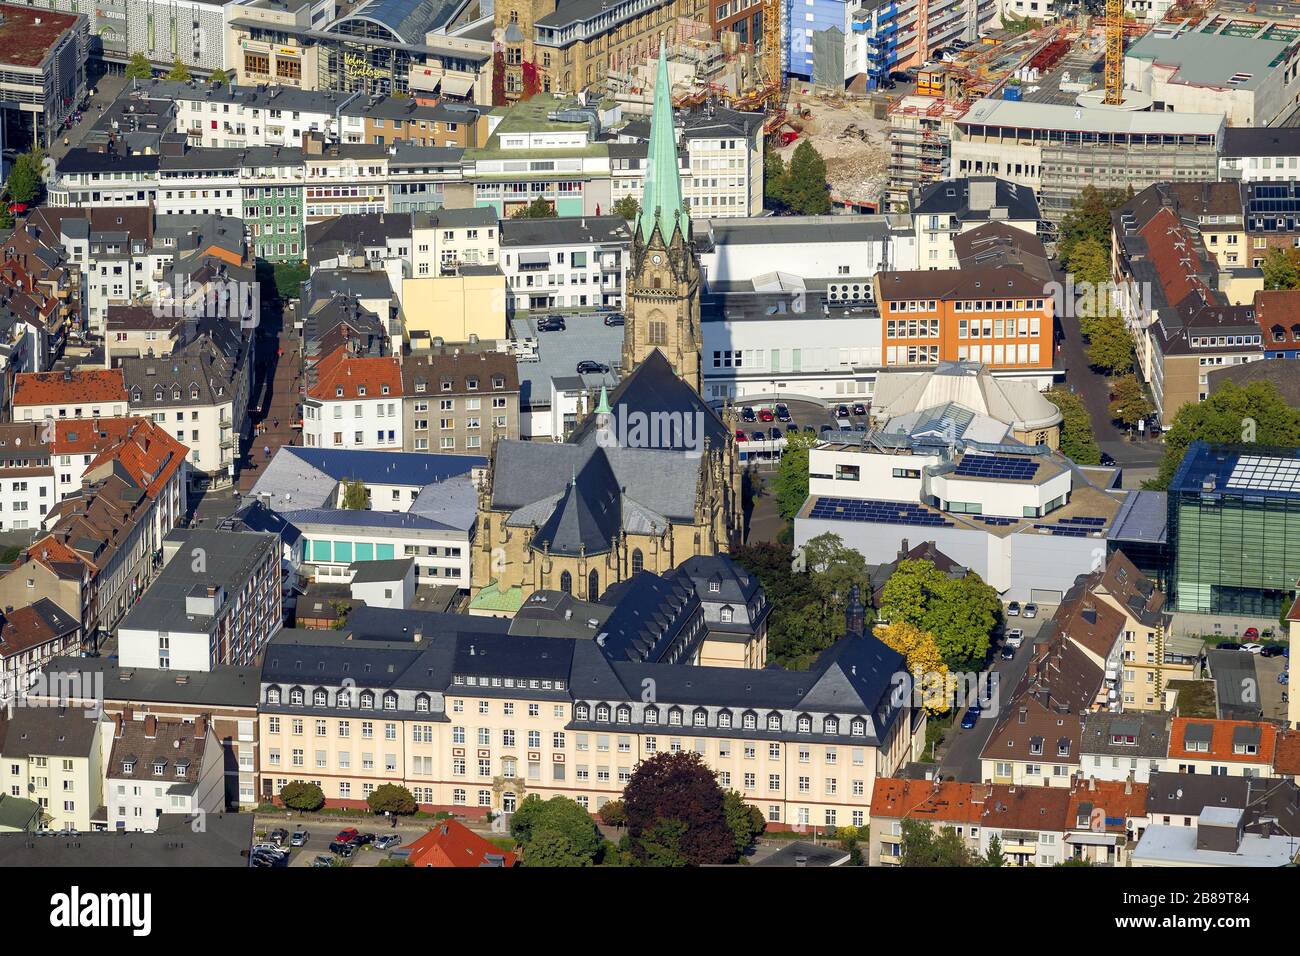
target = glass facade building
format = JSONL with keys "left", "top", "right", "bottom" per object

{"left": 1169, "top": 441, "right": 1300, "bottom": 616}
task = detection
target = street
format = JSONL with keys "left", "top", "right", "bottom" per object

{"left": 935, "top": 605, "right": 1058, "bottom": 783}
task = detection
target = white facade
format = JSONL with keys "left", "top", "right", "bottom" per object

{"left": 106, "top": 722, "right": 226, "bottom": 833}
{"left": 501, "top": 241, "right": 625, "bottom": 311}
{"left": 0, "top": 471, "right": 56, "bottom": 532}
{"left": 303, "top": 396, "right": 404, "bottom": 451}
{"left": 298, "top": 520, "right": 471, "bottom": 588}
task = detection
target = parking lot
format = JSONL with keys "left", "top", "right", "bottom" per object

{"left": 256, "top": 823, "right": 411, "bottom": 868}
{"left": 735, "top": 397, "right": 872, "bottom": 463}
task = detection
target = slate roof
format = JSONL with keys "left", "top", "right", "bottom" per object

{"left": 0, "top": 812, "right": 253, "bottom": 866}
{"left": 0, "top": 707, "right": 104, "bottom": 759}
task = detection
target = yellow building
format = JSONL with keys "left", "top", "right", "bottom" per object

{"left": 0, "top": 707, "right": 111, "bottom": 832}
{"left": 401, "top": 268, "right": 509, "bottom": 345}
{"left": 257, "top": 598, "right": 923, "bottom": 827}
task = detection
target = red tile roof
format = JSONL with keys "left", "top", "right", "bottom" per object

{"left": 21, "top": 534, "right": 96, "bottom": 575}
{"left": 0, "top": 598, "right": 79, "bottom": 660}
{"left": 405, "top": 820, "right": 517, "bottom": 868}
{"left": 1168, "top": 717, "right": 1277, "bottom": 765}
{"left": 1138, "top": 207, "right": 1212, "bottom": 310}
{"left": 1065, "top": 779, "right": 1148, "bottom": 833}
{"left": 1273, "top": 729, "right": 1300, "bottom": 776}
{"left": 1256, "top": 290, "right": 1300, "bottom": 349}
{"left": 307, "top": 347, "right": 403, "bottom": 401}
{"left": 13, "top": 369, "right": 128, "bottom": 408}
{"left": 84, "top": 419, "right": 188, "bottom": 499}
{"left": 51, "top": 418, "right": 138, "bottom": 457}
{"left": 869, "top": 778, "right": 985, "bottom": 824}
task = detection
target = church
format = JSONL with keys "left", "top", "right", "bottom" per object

{"left": 468, "top": 47, "right": 742, "bottom": 615}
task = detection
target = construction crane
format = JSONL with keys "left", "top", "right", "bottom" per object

{"left": 1104, "top": 0, "right": 1124, "bottom": 105}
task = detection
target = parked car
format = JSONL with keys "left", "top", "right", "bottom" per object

{"left": 1241, "top": 643, "right": 1265, "bottom": 654}
{"left": 785, "top": 423, "right": 799, "bottom": 436}
{"left": 252, "top": 842, "right": 286, "bottom": 857}
{"left": 351, "top": 833, "right": 376, "bottom": 847}
{"left": 1217, "top": 641, "right": 1243, "bottom": 651}
{"left": 536, "top": 315, "right": 566, "bottom": 332}
{"left": 1281, "top": 671, "right": 1290, "bottom": 685}
{"left": 376, "top": 834, "right": 402, "bottom": 851}
{"left": 1001, "top": 644, "right": 1016, "bottom": 660}
{"left": 835, "top": 404, "right": 850, "bottom": 419}
{"left": 741, "top": 406, "right": 757, "bottom": 422}
{"left": 803, "top": 425, "right": 817, "bottom": 434}
{"left": 1244, "top": 627, "right": 1260, "bottom": 640}
{"left": 335, "top": 827, "right": 359, "bottom": 844}
{"left": 1100, "top": 452, "right": 1117, "bottom": 466}
{"left": 290, "top": 830, "right": 310, "bottom": 847}
{"left": 759, "top": 407, "right": 775, "bottom": 423}
{"left": 734, "top": 429, "right": 748, "bottom": 443}
{"left": 1261, "top": 645, "right": 1287, "bottom": 658}
{"left": 852, "top": 421, "right": 868, "bottom": 431}
{"left": 1022, "top": 603, "right": 1039, "bottom": 619}
{"left": 310, "top": 855, "right": 335, "bottom": 868}
{"left": 960, "top": 707, "right": 981, "bottom": 729}
{"left": 768, "top": 427, "right": 782, "bottom": 441}
{"left": 576, "top": 360, "right": 610, "bottom": 375}
{"left": 603, "top": 312, "right": 625, "bottom": 326}
{"left": 269, "top": 828, "right": 290, "bottom": 846}
{"left": 1005, "top": 628, "right": 1024, "bottom": 648}
{"left": 819, "top": 424, "right": 834, "bottom": 434}
{"left": 775, "top": 403, "right": 791, "bottom": 422}
{"left": 852, "top": 402, "right": 867, "bottom": 416}
{"left": 329, "top": 840, "right": 356, "bottom": 856}
{"left": 751, "top": 431, "right": 765, "bottom": 442}
{"left": 1007, "top": 601, "right": 1021, "bottom": 617}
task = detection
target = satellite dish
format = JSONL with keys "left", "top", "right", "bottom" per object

{"left": 1176, "top": 788, "right": 1184, "bottom": 799}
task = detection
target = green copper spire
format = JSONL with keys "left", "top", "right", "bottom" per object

{"left": 637, "top": 41, "right": 689, "bottom": 245}
{"left": 595, "top": 385, "right": 611, "bottom": 415}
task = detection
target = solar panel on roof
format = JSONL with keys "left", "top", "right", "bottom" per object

{"left": 808, "top": 497, "right": 953, "bottom": 528}
{"left": 953, "top": 454, "right": 1038, "bottom": 482}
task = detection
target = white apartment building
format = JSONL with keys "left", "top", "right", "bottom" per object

{"left": 499, "top": 215, "right": 629, "bottom": 311}
{"left": 106, "top": 714, "right": 226, "bottom": 832}
{"left": 302, "top": 352, "right": 405, "bottom": 451}
{"left": 411, "top": 207, "right": 501, "bottom": 277}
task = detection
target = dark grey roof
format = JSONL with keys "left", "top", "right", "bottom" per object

{"left": 501, "top": 215, "right": 631, "bottom": 248}
{"left": 1108, "top": 490, "right": 1168, "bottom": 545}
{"left": 752, "top": 840, "right": 850, "bottom": 867}
{"left": 1222, "top": 127, "right": 1300, "bottom": 159}
{"left": 1080, "top": 710, "right": 1170, "bottom": 759}
{"left": 42, "top": 656, "right": 260, "bottom": 709}
{"left": 0, "top": 813, "right": 253, "bottom": 867}
{"left": 532, "top": 452, "right": 623, "bottom": 557}
{"left": 348, "top": 557, "right": 414, "bottom": 584}
{"left": 1207, "top": 649, "right": 1264, "bottom": 720}
{"left": 911, "top": 176, "right": 1041, "bottom": 222}
{"left": 591, "top": 570, "right": 703, "bottom": 663}
{"left": 0, "top": 707, "right": 103, "bottom": 759}
{"left": 305, "top": 213, "right": 413, "bottom": 267}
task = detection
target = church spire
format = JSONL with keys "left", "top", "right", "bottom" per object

{"left": 637, "top": 41, "right": 688, "bottom": 246}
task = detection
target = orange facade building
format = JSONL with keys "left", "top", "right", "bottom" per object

{"left": 874, "top": 267, "right": 1055, "bottom": 371}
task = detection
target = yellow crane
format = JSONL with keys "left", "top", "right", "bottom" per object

{"left": 1104, "top": 0, "right": 1124, "bottom": 105}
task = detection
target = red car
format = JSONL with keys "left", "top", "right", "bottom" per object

{"left": 734, "top": 429, "right": 748, "bottom": 443}
{"left": 335, "top": 827, "right": 359, "bottom": 843}
{"left": 758, "top": 408, "right": 776, "bottom": 422}
{"left": 1244, "top": 627, "right": 1260, "bottom": 640}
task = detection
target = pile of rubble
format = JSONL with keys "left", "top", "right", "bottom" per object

{"left": 772, "top": 92, "right": 890, "bottom": 209}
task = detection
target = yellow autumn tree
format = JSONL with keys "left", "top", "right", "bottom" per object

{"left": 874, "top": 621, "right": 951, "bottom": 715}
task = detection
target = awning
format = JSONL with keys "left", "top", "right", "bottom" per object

{"left": 408, "top": 67, "right": 444, "bottom": 93}
{"left": 441, "top": 74, "right": 475, "bottom": 97}
{"left": 518, "top": 251, "right": 551, "bottom": 267}
{"left": 1065, "top": 832, "right": 1119, "bottom": 846}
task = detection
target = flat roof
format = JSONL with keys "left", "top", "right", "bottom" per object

{"left": 1132, "top": 825, "right": 1296, "bottom": 866}
{"left": 1171, "top": 441, "right": 1300, "bottom": 499}
{"left": 0, "top": 3, "right": 81, "bottom": 69}
{"left": 959, "top": 97, "right": 1226, "bottom": 137}
{"left": 1127, "top": 21, "right": 1295, "bottom": 92}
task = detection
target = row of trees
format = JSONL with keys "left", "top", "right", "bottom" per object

{"left": 125, "top": 52, "right": 229, "bottom": 86}
{"left": 1044, "top": 387, "right": 1101, "bottom": 465}
{"left": 278, "top": 780, "right": 417, "bottom": 815}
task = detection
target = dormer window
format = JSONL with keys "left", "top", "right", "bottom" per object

{"left": 823, "top": 716, "right": 839, "bottom": 735}
{"left": 595, "top": 703, "right": 611, "bottom": 722}
{"left": 176, "top": 764, "right": 187, "bottom": 778}
{"left": 153, "top": 760, "right": 166, "bottom": 776}
{"left": 616, "top": 705, "right": 631, "bottom": 723}
{"left": 415, "top": 695, "right": 430, "bottom": 713}
{"left": 742, "top": 711, "right": 756, "bottom": 730}
{"left": 359, "top": 690, "right": 375, "bottom": 709}
{"left": 190, "top": 388, "right": 199, "bottom": 400}
{"left": 708, "top": 580, "right": 720, "bottom": 593}
{"left": 336, "top": 689, "right": 351, "bottom": 708}
{"left": 644, "top": 706, "right": 658, "bottom": 724}
{"left": 1029, "top": 737, "right": 1044, "bottom": 756}
{"left": 358, "top": 386, "right": 367, "bottom": 397}
{"left": 122, "top": 760, "right": 135, "bottom": 774}
{"left": 467, "top": 378, "right": 478, "bottom": 390}
{"left": 693, "top": 708, "right": 708, "bottom": 727}
{"left": 383, "top": 692, "right": 398, "bottom": 710}
{"left": 850, "top": 719, "right": 866, "bottom": 737}
{"left": 668, "top": 708, "right": 683, "bottom": 726}
{"left": 289, "top": 688, "right": 304, "bottom": 706}
{"left": 718, "top": 711, "right": 732, "bottom": 729}
{"left": 313, "top": 689, "right": 327, "bottom": 706}
{"left": 720, "top": 605, "right": 734, "bottom": 623}
{"left": 797, "top": 715, "right": 812, "bottom": 733}
{"left": 336, "top": 386, "right": 344, "bottom": 397}
{"left": 267, "top": 687, "right": 281, "bottom": 705}
{"left": 767, "top": 713, "right": 782, "bottom": 731}
{"left": 381, "top": 385, "right": 390, "bottom": 395}
{"left": 492, "top": 376, "right": 505, "bottom": 389}
{"left": 575, "top": 703, "right": 590, "bottom": 721}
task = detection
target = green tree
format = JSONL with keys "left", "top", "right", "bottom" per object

{"left": 764, "top": 148, "right": 788, "bottom": 211}
{"left": 900, "top": 819, "right": 974, "bottom": 866}
{"left": 722, "top": 791, "right": 766, "bottom": 856}
{"left": 0, "top": 208, "right": 13, "bottom": 230}
{"left": 523, "top": 827, "right": 594, "bottom": 867}
{"left": 1149, "top": 379, "right": 1300, "bottom": 489}
{"left": 511, "top": 196, "right": 557, "bottom": 219}
{"left": 166, "top": 59, "right": 191, "bottom": 82}
{"left": 1056, "top": 857, "right": 1096, "bottom": 867}
{"left": 4, "top": 152, "right": 42, "bottom": 206}
{"left": 773, "top": 430, "right": 817, "bottom": 521}
{"left": 781, "top": 140, "right": 831, "bottom": 215}
{"left": 984, "top": 834, "right": 1006, "bottom": 867}
{"left": 1057, "top": 184, "right": 1129, "bottom": 267}
{"left": 279, "top": 780, "right": 325, "bottom": 812}
{"left": 638, "top": 819, "right": 690, "bottom": 867}
{"left": 879, "top": 560, "right": 998, "bottom": 670}
{"left": 1067, "top": 235, "right": 1112, "bottom": 289}
{"left": 510, "top": 795, "right": 601, "bottom": 866}
{"left": 341, "top": 479, "right": 369, "bottom": 510}
{"left": 1109, "top": 374, "right": 1153, "bottom": 428}
{"left": 125, "top": 52, "right": 153, "bottom": 81}
{"left": 1262, "top": 248, "right": 1300, "bottom": 291}
{"left": 1045, "top": 387, "right": 1102, "bottom": 466}
{"left": 209, "top": 68, "right": 229, "bottom": 87}
{"left": 612, "top": 195, "right": 640, "bottom": 220}
{"left": 1085, "top": 313, "right": 1136, "bottom": 374}
{"left": 367, "top": 783, "right": 417, "bottom": 815}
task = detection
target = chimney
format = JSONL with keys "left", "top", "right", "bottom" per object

{"left": 122, "top": 705, "right": 134, "bottom": 722}
{"left": 144, "top": 714, "right": 157, "bottom": 739}
{"left": 196, "top": 715, "right": 208, "bottom": 738}
{"left": 1088, "top": 776, "right": 1096, "bottom": 792}
{"left": 1124, "top": 772, "right": 1134, "bottom": 796}
{"left": 413, "top": 630, "right": 422, "bottom": 643}
{"left": 898, "top": 539, "right": 909, "bottom": 561}
{"left": 113, "top": 715, "right": 124, "bottom": 739}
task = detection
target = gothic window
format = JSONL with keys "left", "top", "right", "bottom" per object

{"left": 648, "top": 321, "right": 667, "bottom": 346}
{"left": 560, "top": 571, "right": 572, "bottom": 593}
{"left": 631, "top": 549, "right": 644, "bottom": 574}
{"left": 588, "top": 569, "right": 599, "bottom": 600}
